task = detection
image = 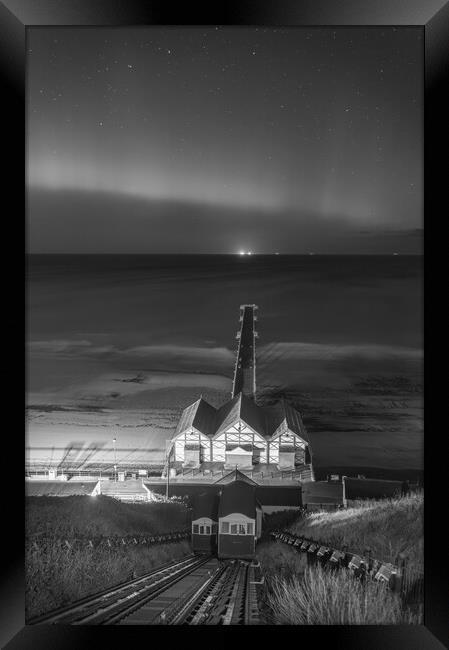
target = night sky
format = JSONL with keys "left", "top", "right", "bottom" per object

{"left": 27, "top": 27, "right": 423, "bottom": 254}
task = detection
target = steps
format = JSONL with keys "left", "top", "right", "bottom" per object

{"left": 100, "top": 479, "right": 150, "bottom": 502}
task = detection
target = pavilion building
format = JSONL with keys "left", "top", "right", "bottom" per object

{"left": 167, "top": 305, "right": 314, "bottom": 481}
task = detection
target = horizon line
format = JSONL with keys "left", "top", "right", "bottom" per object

{"left": 26, "top": 252, "right": 424, "bottom": 256}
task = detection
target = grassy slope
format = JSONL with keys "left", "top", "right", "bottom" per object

{"left": 256, "top": 493, "right": 424, "bottom": 625}
{"left": 26, "top": 540, "right": 191, "bottom": 619}
{"left": 25, "top": 495, "right": 193, "bottom": 619}
{"left": 26, "top": 494, "right": 191, "bottom": 538}
{"left": 267, "top": 565, "right": 421, "bottom": 625}
{"left": 257, "top": 539, "right": 422, "bottom": 625}
{"left": 289, "top": 491, "right": 423, "bottom": 568}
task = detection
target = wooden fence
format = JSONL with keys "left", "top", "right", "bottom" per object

{"left": 26, "top": 530, "right": 190, "bottom": 551}
{"left": 271, "top": 530, "right": 424, "bottom": 604}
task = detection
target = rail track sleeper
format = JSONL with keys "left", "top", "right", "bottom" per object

{"left": 108, "top": 556, "right": 212, "bottom": 625}
{"left": 191, "top": 565, "right": 236, "bottom": 625}
{"left": 168, "top": 563, "right": 223, "bottom": 625}
{"left": 28, "top": 555, "right": 198, "bottom": 625}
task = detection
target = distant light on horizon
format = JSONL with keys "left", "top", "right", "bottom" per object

{"left": 27, "top": 27, "right": 423, "bottom": 254}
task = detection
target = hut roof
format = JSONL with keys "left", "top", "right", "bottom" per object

{"left": 215, "top": 469, "right": 259, "bottom": 486}
{"left": 218, "top": 480, "right": 257, "bottom": 518}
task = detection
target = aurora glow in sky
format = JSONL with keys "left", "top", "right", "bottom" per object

{"left": 27, "top": 27, "right": 423, "bottom": 253}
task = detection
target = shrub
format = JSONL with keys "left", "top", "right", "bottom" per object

{"left": 257, "top": 541, "right": 307, "bottom": 582}
{"left": 26, "top": 539, "right": 191, "bottom": 620}
{"left": 267, "top": 564, "right": 422, "bottom": 625}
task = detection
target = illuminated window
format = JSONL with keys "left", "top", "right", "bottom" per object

{"left": 221, "top": 521, "right": 256, "bottom": 534}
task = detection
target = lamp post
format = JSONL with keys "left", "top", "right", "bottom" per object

{"left": 165, "top": 440, "right": 172, "bottom": 500}
{"left": 113, "top": 437, "right": 117, "bottom": 482}
{"left": 342, "top": 475, "right": 347, "bottom": 508}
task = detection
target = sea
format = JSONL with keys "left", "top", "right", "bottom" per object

{"left": 26, "top": 254, "right": 423, "bottom": 479}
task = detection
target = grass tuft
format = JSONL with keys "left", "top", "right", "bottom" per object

{"left": 267, "top": 564, "right": 421, "bottom": 625}
{"left": 26, "top": 539, "right": 191, "bottom": 620}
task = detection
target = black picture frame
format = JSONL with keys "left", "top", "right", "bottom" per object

{"left": 2, "top": 0, "right": 447, "bottom": 647}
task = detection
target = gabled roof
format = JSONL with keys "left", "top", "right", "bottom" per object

{"left": 214, "top": 393, "right": 267, "bottom": 438}
{"left": 174, "top": 397, "right": 217, "bottom": 437}
{"left": 266, "top": 398, "right": 309, "bottom": 443}
{"left": 263, "top": 400, "right": 287, "bottom": 436}
{"left": 173, "top": 394, "right": 310, "bottom": 445}
{"left": 282, "top": 400, "right": 309, "bottom": 442}
{"left": 214, "top": 468, "right": 259, "bottom": 486}
{"left": 218, "top": 479, "right": 258, "bottom": 517}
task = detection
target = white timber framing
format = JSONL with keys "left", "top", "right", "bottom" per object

{"left": 269, "top": 420, "right": 307, "bottom": 465}
{"left": 173, "top": 427, "right": 211, "bottom": 463}
{"left": 212, "top": 419, "right": 267, "bottom": 464}
{"left": 171, "top": 418, "right": 309, "bottom": 468}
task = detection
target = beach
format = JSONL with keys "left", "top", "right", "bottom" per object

{"left": 26, "top": 254, "right": 423, "bottom": 475}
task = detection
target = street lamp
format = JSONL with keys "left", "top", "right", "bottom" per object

{"left": 165, "top": 440, "right": 173, "bottom": 500}
{"left": 113, "top": 437, "right": 117, "bottom": 482}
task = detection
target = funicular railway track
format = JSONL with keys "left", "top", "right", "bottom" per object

{"left": 29, "top": 555, "right": 262, "bottom": 626}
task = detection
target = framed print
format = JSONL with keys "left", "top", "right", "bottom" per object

{"left": 1, "top": 0, "right": 447, "bottom": 648}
